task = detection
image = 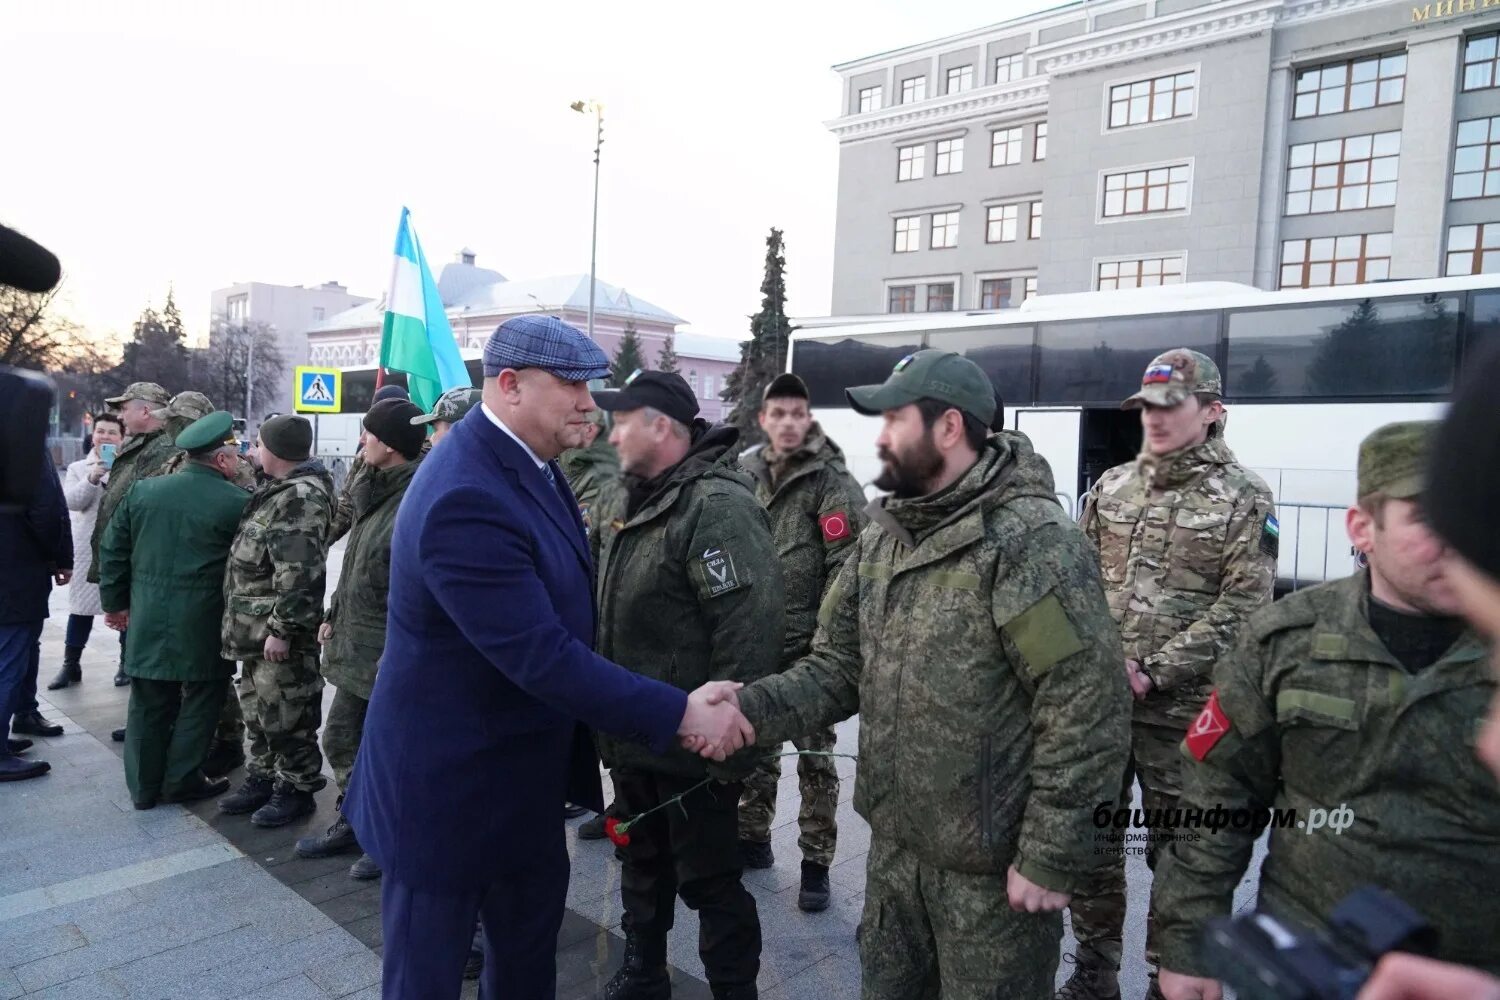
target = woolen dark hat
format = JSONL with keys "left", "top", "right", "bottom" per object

{"left": 372, "top": 384, "right": 410, "bottom": 404}
{"left": 1429, "top": 340, "right": 1500, "bottom": 581}
{"left": 592, "top": 369, "right": 699, "bottom": 426}
{"left": 363, "top": 399, "right": 426, "bottom": 460}
{"left": 260, "top": 414, "right": 313, "bottom": 462}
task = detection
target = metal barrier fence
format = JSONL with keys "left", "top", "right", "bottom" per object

{"left": 1276, "top": 501, "right": 1354, "bottom": 592}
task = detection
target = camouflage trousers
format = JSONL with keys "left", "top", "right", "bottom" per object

{"left": 1066, "top": 721, "right": 1185, "bottom": 971}
{"left": 321, "top": 685, "right": 369, "bottom": 795}
{"left": 240, "top": 652, "right": 326, "bottom": 793}
{"left": 213, "top": 673, "right": 244, "bottom": 744}
{"left": 859, "top": 836, "right": 1062, "bottom": 999}
{"left": 737, "top": 726, "right": 839, "bottom": 866}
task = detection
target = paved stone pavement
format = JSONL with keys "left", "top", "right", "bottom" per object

{"left": 3, "top": 545, "right": 1263, "bottom": 999}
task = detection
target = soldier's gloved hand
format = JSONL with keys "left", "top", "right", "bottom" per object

{"left": 317, "top": 623, "right": 333, "bottom": 645}
{"left": 1157, "top": 969, "right": 1223, "bottom": 1000}
{"left": 1357, "top": 954, "right": 1500, "bottom": 1000}
{"left": 263, "top": 634, "right": 291, "bottom": 663}
{"left": 1005, "top": 866, "right": 1070, "bottom": 913}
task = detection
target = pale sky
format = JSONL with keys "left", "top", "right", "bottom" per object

{"left": 1, "top": 0, "right": 1058, "bottom": 350}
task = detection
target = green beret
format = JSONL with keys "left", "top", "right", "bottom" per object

{"left": 1358, "top": 421, "right": 1436, "bottom": 501}
{"left": 176, "top": 411, "right": 237, "bottom": 456}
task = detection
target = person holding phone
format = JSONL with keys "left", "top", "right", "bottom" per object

{"left": 49, "top": 413, "right": 125, "bottom": 691}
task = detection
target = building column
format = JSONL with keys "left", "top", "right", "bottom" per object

{"left": 1252, "top": 66, "right": 1293, "bottom": 289}
{"left": 1390, "top": 30, "right": 1464, "bottom": 279}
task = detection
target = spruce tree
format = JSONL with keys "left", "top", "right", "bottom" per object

{"left": 610, "top": 320, "right": 647, "bottom": 388}
{"left": 722, "top": 227, "right": 792, "bottom": 444}
{"left": 657, "top": 331, "right": 680, "bottom": 374}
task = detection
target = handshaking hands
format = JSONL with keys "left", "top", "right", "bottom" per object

{"left": 677, "top": 681, "right": 756, "bottom": 760}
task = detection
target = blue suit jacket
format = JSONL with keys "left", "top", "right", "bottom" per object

{"left": 344, "top": 406, "right": 687, "bottom": 891}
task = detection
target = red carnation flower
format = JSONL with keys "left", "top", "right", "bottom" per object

{"left": 605, "top": 817, "right": 631, "bottom": 846}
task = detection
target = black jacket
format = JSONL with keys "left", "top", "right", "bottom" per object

{"left": 0, "top": 456, "right": 73, "bottom": 624}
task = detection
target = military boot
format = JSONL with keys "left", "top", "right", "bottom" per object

{"left": 578, "top": 813, "right": 608, "bottom": 840}
{"left": 601, "top": 931, "right": 670, "bottom": 1000}
{"left": 1054, "top": 951, "right": 1120, "bottom": 1000}
{"left": 218, "top": 774, "right": 275, "bottom": 815}
{"left": 251, "top": 782, "right": 317, "bottom": 828}
{"left": 348, "top": 853, "right": 382, "bottom": 880}
{"left": 201, "top": 738, "right": 245, "bottom": 779}
{"left": 738, "top": 838, "right": 773, "bottom": 870}
{"left": 113, "top": 657, "right": 129, "bottom": 687}
{"left": 295, "top": 812, "right": 358, "bottom": 858}
{"left": 47, "top": 647, "right": 83, "bottom": 690}
{"left": 710, "top": 985, "right": 756, "bottom": 1000}
{"left": 797, "top": 861, "right": 830, "bottom": 912}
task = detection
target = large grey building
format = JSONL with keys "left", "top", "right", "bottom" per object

{"left": 828, "top": 0, "right": 1500, "bottom": 316}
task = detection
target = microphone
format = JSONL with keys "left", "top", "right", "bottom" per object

{"left": 0, "top": 224, "right": 61, "bottom": 293}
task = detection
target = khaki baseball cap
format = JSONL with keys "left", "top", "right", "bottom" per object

{"left": 1358, "top": 421, "right": 1435, "bottom": 500}
{"left": 846, "top": 349, "right": 996, "bottom": 427}
{"left": 1122, "top": 349, "right": 1223, "bottom": 410}
{"left": 105, "top": 382, "right": 172, "bottom": 407}
{"left": 151, "top": 390, "right": 214, "bottom": 423}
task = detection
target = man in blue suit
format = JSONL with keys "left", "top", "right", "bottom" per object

{"left": 344, "top": 315, "right": 757, "bottom": 999}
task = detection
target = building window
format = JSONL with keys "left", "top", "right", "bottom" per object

{"left": 1097, "top": 255, "right": 1185, "bottom": 290}
{"left": 898, "top": 144, "right": 926, "bottom": 181}
{"left": 1108, "top": 71, "right": 1196, "bottom": 128}
{"left": 995, "top": 53, "right": 1024, "bottom": 83}
{"left": 979, "top": 278, "right": 1014, "bottom": 309}
{"left": 901, "top": 76, "right": 927, "bottom": 103}
{"left": 1293, "top": 52, "right": 1406, "bottom": 118}
{"left": 1445, "top": 223, "right": 1500, "bottom": 275}
{"left": 1464, "top": 32, "right": 1500, "bottom": 91}
{"left": 894, "top": 216, "right": 921, "bottom": 253}
{"left": 687, "top": 371, "right": 699, "bottom": 396}
{"left": 312, "top": 307, "right": 325, "bottom": 321}
{"left": 888, "top": 285, "right": 916, "bottom": 313}
{"left": 859, "top": 86, "right": 882, "bottom": 113}
{"left": 986, "top": 204, "right": 1019, "bottom": 243}
{"left": 1028, "top": 201, "right": 1043, "bottom": 240}
{"left": 927, "top": 283, "right": 955, "bottom": 312}
{"left": 1024, "top": 276, "right": 1038, "bottom": 301}
{"left": 935, "top": 137, "right": 964, "bottom": 175}
{"left": 1453, "top": 116, "right": 1500, "bottom": 200}
{"left": 1033, "top": 122, "right": 1047, "bottom": 161}
{"left": 990, "top": 127, "right": 1022, "bottom": 167}
{"left": 1279, "top": 233, "right": 1392, "bottom": 288}
{"left": 1285, "top": 131, "right": 1400, "bottom": 215}
{"left": 1103, "top": 164, "right": 1191, "bottom": 218}
{"left": 227, "top": 294, "right": 248, "bottom": 322}
{"left": 702, "top": 374, "right": 715, "bottom": 399}
{"left": 930, "top": 211, "right": 959, "bottom": 249}
{"left": 947, "top": 65, "right": 973, "bottom": 94}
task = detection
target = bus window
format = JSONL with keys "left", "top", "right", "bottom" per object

{"left": 790, "top": 333, "right": 924, "bottom": 407}
{"left": 926, "top": 326, "right": 1036, "bottom": 411}
{"left": 1468, "top": 290, "right": 1500, "bottom": 353}
{"left": 340, "top": 370, "right": 407, "bottom": 413}
{"left": 1226, "top": 294, "right": 1460, "bottom": 399}
{"left": 1035, "top": 313, "right": 1217, "bottom": 405}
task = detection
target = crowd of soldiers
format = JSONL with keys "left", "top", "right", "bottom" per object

{"left": 14, "top": 321, "right": 1500, "bottom": 1000}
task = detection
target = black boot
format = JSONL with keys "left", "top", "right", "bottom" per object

{"left": 47, "top": 647, "right": 83, "bottom": 690}
{"left": 601, "top": 931, "right": 670, "bottom": 1000}
{"left": 201, "top": 738, "right": 245, "bottom": 779}
{"left": 7, "top": 738, "right": 32, "bottom": 754}
{"left": 160, "top": 774, "right": 230, "bottom": 804}
{"left": 218, "top": 774, "right": 275, "bottom": 815}
{"left": 0, "top": 755, "right": 50, "bottom": 782}
{"left": 12, "top": 711, "right": 63, "bottom": 738}
{"left": 738, "top": 838, "right": 773, "bottom": 870}
{"left": 710, "top": 985, "right": 756, "bottom": 1000}
{"left": 348, "top": 852, "right": 382, "bottom": 880}
{"left": 295, "top": 813, "right": 359, "bottom": 858}
{"left": 251, "top": 782, "right": 316, "bottom": 828}
{"left": 113, "top": 660, "right": 130, "bottom": 687}
{"left": 797, "top": 861, "right": 830, "bottom": 913}
{"left": 111, "top": 727, "right": 125, "bottom": 743}
{"left": 578, "top": 813, "right": 608, "bottom": 840}
{"left": 1054, "top": 951, "right": 1120, "bottom": 1000}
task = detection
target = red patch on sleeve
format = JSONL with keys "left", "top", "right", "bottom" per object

{"left": 819, "top": 510, "right": 851, "bottom": 543}
{"left": 1185, "top": 690, "right": 1231, "bottom": 761}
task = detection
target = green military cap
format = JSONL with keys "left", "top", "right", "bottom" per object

{"left": 175, "top": 410, "right": 237, "bottom": 456}
{"left": 846, "top": 349, "right": 996, "bottom": 427}
{"left": 104, "top": 381, "right": 172, "bottom": 407}
{"left": 1358, "top": 421, "right": 1436, "bottom": 500}
{"left": 1122, "top": 349, "right": 1223, "bottom": 409}
{"left": 151, "top": 390, "right": 215, "bottom": 423}
{"left": 411, "top": 386, "right": 481, "bottom": 426}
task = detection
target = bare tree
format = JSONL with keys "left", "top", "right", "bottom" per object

{"left": 191, "top": 317, "right": 286, "bottom": 419}
{"left": 0, "top": 284, "right": 85, "bottom": 370}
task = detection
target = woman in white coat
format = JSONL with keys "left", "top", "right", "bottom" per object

{"left": 50, "top": 413, "right": 126, "bottom": 689}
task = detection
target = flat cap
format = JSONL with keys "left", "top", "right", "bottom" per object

{"left": 151, "top": 390, "right": 214, "bottom": 423}
{"left": 105, "top": 382, "right": 172, "bottom": 407}
{"left": 482, "top": 315, "right": 610, "bottom": 382}
{"left": 176, "top": 411, "right": 237, "bottom": 455}
{"left": 1358, "top": 421, "right": 1435, "bottom": 501}
{"left": 1123, "top": 349, "right": 1223, "bottom": 410}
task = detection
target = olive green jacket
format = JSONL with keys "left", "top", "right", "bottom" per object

{"left": 88, "top": 428, "right": 180, "bottom": 584}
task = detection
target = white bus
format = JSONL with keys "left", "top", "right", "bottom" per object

{"left": 787, "top": 274, "right": 1500, "bottom": 589}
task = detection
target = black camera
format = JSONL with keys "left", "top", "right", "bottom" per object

{"left": 1201, "top": 886, "right": 1438, "bottom": 1000}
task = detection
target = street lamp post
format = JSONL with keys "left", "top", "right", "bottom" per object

{"left": 570, "top": 100, "right": 604, "bottom": 341}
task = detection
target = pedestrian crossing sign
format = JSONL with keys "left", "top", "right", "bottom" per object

{"left": 294, "top": 366, "right": 341, "bottom": 413}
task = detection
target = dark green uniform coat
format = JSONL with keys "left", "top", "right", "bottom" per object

{"left": 1151, "top": 571, "right": 1500, "bottom": 976}
{"left": 561, "top": 434, "right": 622, "bottom": 537}
{"left": 99, "top": 464, "right": 249, "bottom": 680}
{"left": 592, "top": 424, "right": 784, "bottom": 781}
{"left": 88, "top": 428, "right": 180, "bottom": 583}
{"left": 323, "top": 458, "right": 420, "bottom": 699}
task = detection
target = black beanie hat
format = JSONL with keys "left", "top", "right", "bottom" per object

{"left": 373, "top": 384, "right": 410, "bottom": 404}
{"left": 363, "top": 399, "right": 427, "bottom": 460}
{"left": 1429, "top": 339, "right": 1500, "bottom": 582}
{"left": 260, "top": 414, "right": 313, "bottom": 462}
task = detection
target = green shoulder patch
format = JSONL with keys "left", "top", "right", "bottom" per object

{"left": 1003, "top": 591, "right": 1085, "bottom": 680}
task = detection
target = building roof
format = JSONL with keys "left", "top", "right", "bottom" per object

{"left": 436, "top": 260, "right": 507, "bottom": 303}
{"left": 671, "top": 331, "right": 743, "bottom": 363}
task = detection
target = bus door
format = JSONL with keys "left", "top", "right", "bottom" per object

{"left": 1079, "top": 407, "right": 1142, "bottom": 499}
{"left": 1014, "top": 408, "right": 1082, "bottom": 518}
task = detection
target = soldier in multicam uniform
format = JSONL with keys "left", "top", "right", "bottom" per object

{"left": 1063, "top": 350, "right": 1276, "bottom": 1000}
{"left": 734, "top": 372, "right": 867, "bottom": 913}
{"left": 217, "top": 414, "right": 335, "bottom": 828}
{"left": 1152, "top": 422, "right": 1500, "bottom": 1000}
{"left": 727, "top": 350, "right": 1130, "bottom": 999}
